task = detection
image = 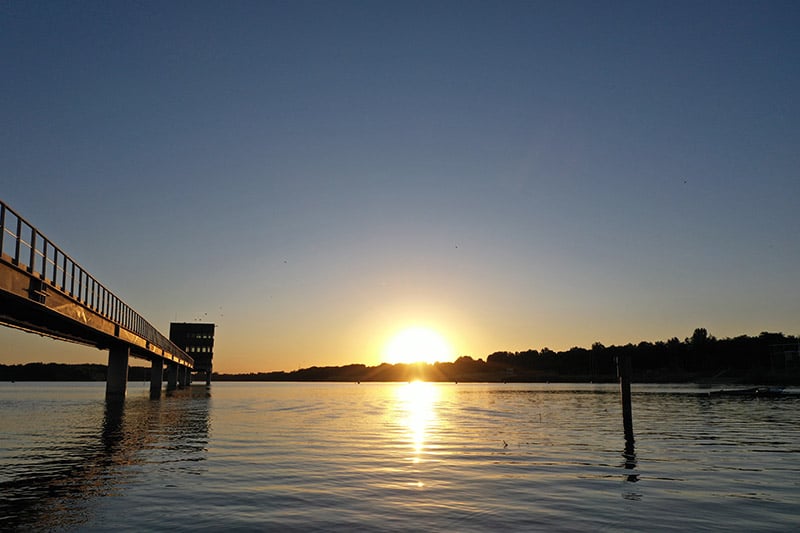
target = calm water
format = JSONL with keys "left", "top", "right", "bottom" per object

{"left": 1, "top": 381, "right": 799, "bottom": 531}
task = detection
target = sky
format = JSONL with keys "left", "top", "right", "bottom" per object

{"left": 2, "top": 1, "right": 799, "bottom": 373}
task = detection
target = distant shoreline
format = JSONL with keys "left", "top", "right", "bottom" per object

{"left": 3, "top": 366, "right": 800, "bottom": 387}
{"left": 4, "top": 329, "right": 799, "bottom": 385}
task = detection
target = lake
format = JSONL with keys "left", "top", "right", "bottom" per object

{"left": 1, "top": 381, "right": 798, "bottom": 531}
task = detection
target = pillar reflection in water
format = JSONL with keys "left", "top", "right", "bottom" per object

{"left": 622, "top": 439, "right": 639, "bottom": 483}
{"left": 0, "top": 388, "right": 211, "bottom": 531}
{"left": 620, "top": 438, "right": 642, "bottom": 501}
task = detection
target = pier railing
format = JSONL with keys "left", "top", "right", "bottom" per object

{"left": 0, "top": 199, "right": 191, "bottom": 365}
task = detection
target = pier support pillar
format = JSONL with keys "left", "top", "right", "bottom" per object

{"left": 177, "top": 366, "right": 185, "bottom": 389}
{"left": 106, "top": 345, "right": 130, "bottom": 400}
{"left": 150, "top": 358, "right": 163, "bottom": 397}
{"left": 206, "top": 369, "right": 211, "bottom": 387}
{"left": 166, "top": 363, "right": 178, "bottom": 391}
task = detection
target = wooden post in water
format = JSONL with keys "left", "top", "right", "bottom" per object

{"left": 618, "top": 352, "right": 634, "bottom": 444}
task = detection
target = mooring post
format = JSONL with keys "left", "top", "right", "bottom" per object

{"left": 150, "top": 358, "right": 163, "bottom": 397}
{"left": 618, "top": 352, "right": 634, "bottom": 444}
{"left": 106, "top": 344, "right": 130, "bottom": 400}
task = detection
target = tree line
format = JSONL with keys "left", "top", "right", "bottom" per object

{"left": 479, "top": 328, "right": 799, "bottom": 383}
{"left": 215, "top": 329, "right": 800, "bottom": 384}
{"left": 3, "top": 329, "right": 799, "bottom": 383}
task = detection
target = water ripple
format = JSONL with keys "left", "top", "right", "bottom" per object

{"left": 2, "top": 382, "right": 800, "bottom": 531}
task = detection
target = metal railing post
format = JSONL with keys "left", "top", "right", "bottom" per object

{"left": 70, "top": 262, "right": 76, "bottom": 296}
{"left": 61, "top": 254, "right": 67, "bottom": 291}
{"left": 41, "top": 237, "right": 47, "bottom": 280}
{"left": 28, "top": 228, "right": 36, "bottom": 273}
{"left": 0, "top": 203, "right": 5, "bottom": 254}
{"left": 13, "top": 217, "right": 22, "bottom": 265}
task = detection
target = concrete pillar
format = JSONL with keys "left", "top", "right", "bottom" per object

{"left": 106, "top": 345, "right": 130, "bottom": 400}
{"left": 206, "top": 369, "right": 211, "bottom": 387}
{"left": 150, "top": 358, "right": 163, "bottom": 397}
{"left": 166, "top": 362, "right": 178, "bottom": 391}
{"left": 182, "top": 366, "right": 191, "bottom": 387}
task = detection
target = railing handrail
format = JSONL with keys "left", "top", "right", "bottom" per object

{"left": 0, "top": 199, "right": 192, "bottom": 366}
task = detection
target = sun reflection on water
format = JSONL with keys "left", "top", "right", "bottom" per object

{"left": 396, "top": 381, "right": 438, "bottom": 463}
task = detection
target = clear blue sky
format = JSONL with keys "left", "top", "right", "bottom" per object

{"left": 2, "top": 1, "right": 799, "bottom": 372}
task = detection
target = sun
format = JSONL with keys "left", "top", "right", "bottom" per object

{"left": 383, "top": 327, "right": 454, "bottom": 365}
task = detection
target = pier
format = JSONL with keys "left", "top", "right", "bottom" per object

{"left": 0, "top": 199, "right": 205, "bottom": 398}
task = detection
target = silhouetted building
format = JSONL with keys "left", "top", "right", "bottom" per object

{"left": 770, "top": 343, "right": 800, "bottom": 371}
{"left": 170, "top": 322, "right": 215, "bottom": 385}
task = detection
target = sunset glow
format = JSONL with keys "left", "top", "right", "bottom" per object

{"left": 2, "top": 2, "right": 799, "bottom": 378}
{"left": 383, "top": 327, "right": 454, "bottom": 365}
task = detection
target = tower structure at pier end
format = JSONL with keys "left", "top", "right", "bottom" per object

{"left": 170, "top": 322, "right": 215, "bottom": 386}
